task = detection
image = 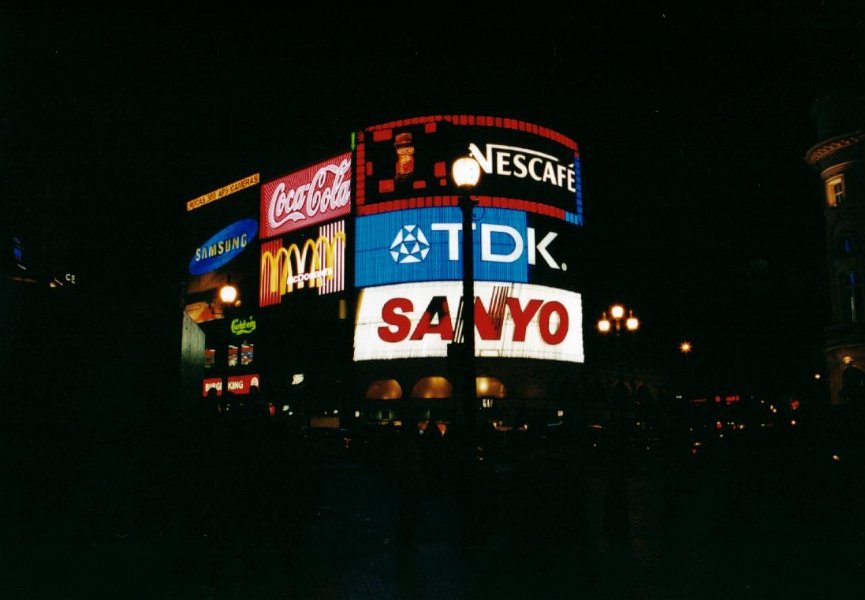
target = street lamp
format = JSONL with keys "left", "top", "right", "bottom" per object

{"left": 597, "top": 304, "right": 639, "bottom": 334}
{"left": 219, "top": 284, "right": 239, "bottom": 305}
{"left": 452, "top": 155, "right": 481, "bottom": 431}
{"left": 597, "top": 304, "right": 639, "bottom": 454}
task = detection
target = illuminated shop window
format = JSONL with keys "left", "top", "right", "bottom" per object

{"left": 227, "top": 345, "right": 238, "bottom": 367}
{"left": 240, "top": 343, "right": 254, "bottom": 366}
{"left": 839, "top": 271, "right": 864, "bottom": 323}
{"left": 826, "top": 175, "right": 845, "bottom": 207}
{"left": 204, "top": 348, "right": 215, "bottom": 369}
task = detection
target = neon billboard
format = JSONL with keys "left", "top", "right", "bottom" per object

{"left": 188, "top": 218, "right": 258, "bottom": 275}
{"left": 226, "top": 374, "right": 261, "bottom": 395}
{"left": 259, "top": 220, "right": 346, "bottom": 307}
{"left": 260, "top": 153, "right": 351, "bottom": 239}
{"left": 202, "top": 378, "right": 222, "bottom": 397}
{"left": 353, "top": 281, "right": 584, "bottom": 363}
{"left": 355, "top": 115, "right": 582, "bottom": 225}
{"left": 187, "top": 173, "right": 260, "bottom": 212}
{"left": 356, "top": 207, "right": 569, "bottom": 288}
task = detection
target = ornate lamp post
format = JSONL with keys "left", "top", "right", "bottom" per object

{"left": 596, "top": 303, "right": 640, "bottom": 533}
{"left": 451, "top": 155, "right": 481, "bottom": 431}
{"left": 597, "top": 304, "right": 639, "bottom": 335}
{"left": 597, "top": 304, "right": 640, "bottom": 452}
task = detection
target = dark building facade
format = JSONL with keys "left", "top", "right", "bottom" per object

{"left": 806, "top": 93, "right": 865, "bottom": 405}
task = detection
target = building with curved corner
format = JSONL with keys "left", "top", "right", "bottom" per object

{"left": 806, "top": 93, "right": 865, "bottom": 405}
{"left": 180, "top": 114, "right": 670, "bottom": 432}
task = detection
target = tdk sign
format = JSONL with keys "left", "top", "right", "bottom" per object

{"left": 189, "top": 218, "right": 258, "bottom": 275}
{"left": 356, "top": 207, "right": 561, "bottom": 287}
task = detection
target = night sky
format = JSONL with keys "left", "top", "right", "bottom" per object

{"left": 4, "top": 4, "right": 864, "bottom": 396}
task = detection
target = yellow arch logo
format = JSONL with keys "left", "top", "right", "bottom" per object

{"left": 260, "top": 231, "right": 346, "bottom": 303}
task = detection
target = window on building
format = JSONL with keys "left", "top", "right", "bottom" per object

{"left": 841, "top": 365, "right": 865, "bottom": 400}
{"left": 240, "top": 343, "right": 254, "bottom": 365}
{"left": 839, "top": 271, "right": 864, "bottom": 322}
{"left": 826, "top": 175, "right": 845, "bottom": 207}
{"left": 839, "top": 235, "right": 855, "bottom": 255}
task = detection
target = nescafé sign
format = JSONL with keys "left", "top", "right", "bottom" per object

{"left": 356, "top": 115, "right": 582, "bottom": 224}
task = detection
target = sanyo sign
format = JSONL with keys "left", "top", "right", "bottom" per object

{"left": 356, "top": 207, "right": 565, "bottom": 288}
{"left": 353, "top": 281, "right": 584, "bottom": 363}
{"left": 468, "top": 142, "right": 577, "bottom": 194}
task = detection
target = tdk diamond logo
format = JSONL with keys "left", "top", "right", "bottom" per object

{"left": 390, "top": 225, "right": 430, "bottom": 264}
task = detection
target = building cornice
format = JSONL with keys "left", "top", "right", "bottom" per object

{"left": 805, "top": 130, "right": 865, "bottom": 167}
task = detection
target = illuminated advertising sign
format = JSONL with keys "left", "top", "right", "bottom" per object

{"left": 353, "top": 281, "right": 584, "bottom": 363}
{"left": 230, "top": 316, "right": 257, "bottom": 335}
{"left": 189, "top": 218, "right": 258, "bottom": 275}
{"left": 187, "top": 173, "right": 260, "bottom": 212}
{"left": 226, "top": 374, "right": 261, "bottom": 395}
{"left": 203, "top": 378, "right": 222, "bottom": 397}
{"left": 259, "top": 220, "right": 346, "bottom": 307}
{"left": 356, "top": 207, "right": 568, "bottom": 287}
{"left": 355, "top": 115, "right": 582, "bottom": 224}
{"left": 260, "top": 153, "right": 351, "bottom": 239}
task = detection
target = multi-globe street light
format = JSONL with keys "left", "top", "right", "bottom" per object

{"left": 597, "top": 304, "right": 639, "bottom": 335}
{"left": 451, "top": 155, "right": 481, "bottom": 431}
{"left": 597, "top": 304, "right": 640, "bottom": 452}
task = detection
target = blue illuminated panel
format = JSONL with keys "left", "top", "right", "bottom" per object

{"left": 356, "top": 207, "right": 529, "bottom": 288}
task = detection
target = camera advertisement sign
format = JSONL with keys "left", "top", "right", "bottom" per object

{"left": 353, "top": 281, "right": 584, "bottom": 363}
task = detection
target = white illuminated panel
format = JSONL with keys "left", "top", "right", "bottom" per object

{"left": 353, "top": 281, "right": 583, "bottom": 363}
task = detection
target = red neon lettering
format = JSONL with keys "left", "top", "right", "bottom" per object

{"left": 378, "top": 298, "right": 413, "bottom": 342}
{"left": 377, "top": 296, "right": 570, "bottom": 345}
{"left": 539, "top": 301, "right": 568, "bottom": 344}
{"left": 410, "top": 298, "right": 454, "bottom": 341}
{"left": 507, "top": 298, "right": 543, "bottom": 341}
{"left": 475, "top": 297, "right": 499, "bottom": 340}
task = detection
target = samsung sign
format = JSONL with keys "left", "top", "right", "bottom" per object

{"left": 353, "top": 281, "right": 584, "bottom": 363}
{"left": 356, "top": 207, "right": 564, "bottom": 287}
{"left": 189, "top": 218, "right": 258, "bottom": 275}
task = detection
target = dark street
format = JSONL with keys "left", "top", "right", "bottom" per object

{"left": 2, "top": 408, "right": 863, "bottom": 599}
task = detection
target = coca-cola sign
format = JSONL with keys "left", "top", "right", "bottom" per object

{"left": 260, "top": 153, "right": 351, "bottom": 238}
